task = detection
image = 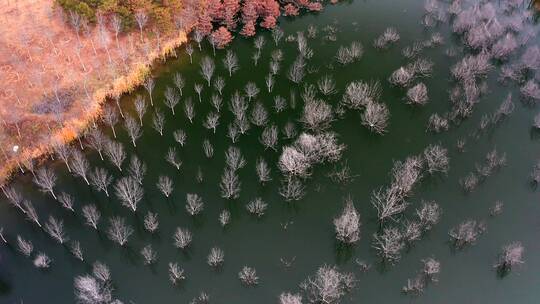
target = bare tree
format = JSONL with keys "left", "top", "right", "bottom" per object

{"left": 186, "top": 193, "right": 204, "bottom": 216}
{"left": 74, "top": 274, "right": 112, "bottom": 304}
{"left": 372, "top": 227, "right": 404, "bottom": 264}
{"left": 229, "top": 91, "right": 248, "bottom": 121}
{"left": 423, "top": 144, "right": 449, "bottom": 174}
{"left": 203, "top": 139, "right": 214, "bottom": 158}
{"left": 166, "top": 147, "right": 182, "bottom": 170}
{"left": 254, "top": 35, "right": 265, "bottom": 52}
{"left": 96, "top": 13, "right": 113, "bottom": 63}
{"left": 219, "top": 209, "right": 231, "bottom": 227}
{"left": 265, "top": 74, "right": 275, "bottom": 93}
{"left": 301, "top": 100, "right": 334, "bottom": 132}
{"left": 70, "top": 240, "right": 84, "bottom": 261}
{"left": 86, "top": 128, "right": 107, "bottom": 160}
{"left": 168, "top": 262, "right": 186, "bottom": 285}
{"left": 211, "top": 94, "right": 223, "bottom": 112}
{"left": 124, "top": 115, "right": 142, "bottom": 147}
{"left": 82, "top": 204, "right": 101, "bottom": 230}
{"left": 279, "top": 177, "right": 306, "bottom": 202}
{"left": 134, "top": 10, "right": 148, "bottom": 42}
{"left": 173, "top": 129, "right": 187, "bottom": 147}
{"left": 373, "top": 27, "right": 400, "bottom": 49}
{"left": 251, "top": 102, "right": 269, "bottom": 127}
{"left": 89, "top": 167, "right": 113, "bottom": 197}
{"left": 23, "top": 200, "right": 41, "bottom": 227}
{"left": 114, "top": 176, "right": 144, "bottom": 212}
{"left": 490, "top": 201, "right": 504, "bottom": 217}
{"left": 279, "top": 147, "right": 310, "bottom": 177}
{"left": 173, "top": 227, "right": 192, "bottom": 250}
{"left": 494, "top": 242, "right": 524, "bottom": 272}
{"left": 282, "top": 121, "right": 297, "bottom": 139}
{"left": 184, "top": 97, "right": 196, "bottom": 123}
{"left": 128, "top": 155, "right": 146, "bottom": 185}
{"left": 389, "top": 67, "right": 414, "bottom": 87}
{"left": 255, "top": 158, "right": 272, "bottom": 184}
{"left": 34, "top": 253, "right": 52, "bottom": 269}
{"left": 318, "top": 75, "right": 337, "bottom": 95}
{"left": 200, "top": 56, "right": 215, "bottom": 86}
{"left": 334, "top": 197, "right": 361, "bottom": 244}
{"left": 194, "top": 83, "right": 204, "bottom": 103}
{"left": 53, "top": 143, "right": 73, "bottom": 173}
{"left": 141, "top": 244, "right": 157, "bottom": 265}
{"left": 362, "top": 102, "right": 389, "bottom": 134}
{"left": 270, "top": 60, "right": 280, "bottom": 76}
{"left": 260, "top": 125, "right": 279, "bottom": 150}
{"left": 225, "top": 146, "right": 246, "bottom": 171}
{"left": 104, "top": 140, "right": 125, "bottom": 171}
{"left": 186, "top": 44, "right": 194, "bottom": 63}
{"left": 406, "top": 83, "right": 429, "bottom": 105}
{"left": 17, "top": 236, "right": 33, "bottom": 257}
{"left": 69, "top": 11, "right": 82, "bottom": 44}
{"left": 220, "top": 169, "right": 241, "bottom": 199}
{"left": 238, "top": 266, "right": 259, "bottom": 286}
{"left": 34, "top": 166, "right": 57, "bottom": 199}
{"left": 342, "top": 80, "right": 381, "bottom": 110}
{"left": 110, "top": 14, "right": 122, "bottom": 49}
{"left": 92, "top": 261, "right": 111, "bottom": 283}
{"left": 152, "top": 111, "right": 166, "bottom": 136}
{"left": 71, "top": 149, "right": 90, "bottom": 185}
{"left": 288, "top": 56, "right": 306, "bottom": 84}
{"left": 214, "top": 76, "right": 226, "bottom": 95}
{"left": 300, "top": 265, "right": 355, "bottom": 303}
{"left": 164, "top": 87, "right": 179, "bottom": 115}
{"left": 102, "top": 105, "right": 119, "bottom": 138}
{"left": 173, "top": 73, "right": 185, "bottom": 96}
{"left": 4, "top": 186, "right": 26, "bottom": 214}
{"left": 157, "top": 175, "right": 174, "bottom": 198}
{"left": 207, "top": 247, "right": 225, "bottom": 268}
{"left": 427, "top": 113, "right": 449, "bottom": 133}
{"left": 246, "top": 197, "right": 268, "bottom": 217}
{"left": 57, "top": 192, "right": 75, "bottom": 212}
{"left": 402, "top": 258, "right": 440, "bottom": 295}
{"left": 134, "top": 95, "right": 147, "bottom": 126}
{"left": 416, "top": 201, "right": 441, "bottom": 231}
{"left": 449, "top": 219, "right": 486, "bottom": 249}
{"left": 244, "top": 82, "right": 260, "bottom": 102}
{"left": 227, "top": 123, "right": 240, "bottom": 143}
{"left": 44, "top": 215, "right": 69, "bottom": 244}
{"left": 107, "top": 217, "right": 133, "bottom": 246}
{"left": 272, "top": 27, "right": 284, "bottom": 45}
{"left": 144, "top": 211, "right": 159, "bottom": 233}
{"left": 203, "top": 112, "right": 220, "bottom": 133}
{"left": 223, "top": 50, "right": 239, "bottom": 76}
{"left": 252, "top": 51, "right": 261, "bottom": 66}
{"left": 193, "top": 30, "right": 204, "bottom": 50}
{"left": 279, "top": 293, "right": 302, "bottom": 304}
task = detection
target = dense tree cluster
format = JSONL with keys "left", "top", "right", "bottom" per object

{"left": 58, "top": 0, "right": 326, "bottom": 49}
{"left": 2, "top": 0, "right": 538, "bottom": 302}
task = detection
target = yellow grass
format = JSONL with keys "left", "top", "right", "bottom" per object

{"left": 0, "top": 0, "right": 188, "bottom": 185}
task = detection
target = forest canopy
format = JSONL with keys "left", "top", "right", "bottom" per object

{"left": 55, "top": 0, "right": 182, "bottom": 31}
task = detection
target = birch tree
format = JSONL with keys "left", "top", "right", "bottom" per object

{"left": 114, "top": 176, "right": 144, "bottom": 212}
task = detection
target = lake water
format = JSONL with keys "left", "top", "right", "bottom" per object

{"left": 1, "top": 0, "right": 540, "bottom": 303}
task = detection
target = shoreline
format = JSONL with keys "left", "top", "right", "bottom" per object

{"left": 0, "top": 31, "right": 188, "bottom": 186}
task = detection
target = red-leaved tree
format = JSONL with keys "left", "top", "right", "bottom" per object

{"left": 240, "top": 0, "right": 258, "bottom": 37}
{"left": 283, "top": 4, "right": 300, "bottom": 16}
{"left": 223, "top": 0, "right": 241, "bottom": 30}
{"left": 197, "top": 2, "right": 214, "bottom": 36}
{"left": 211, "top": 26, "right": 234, "bottom": 48}
{"left": 259, "top": 0, "right": 280, "bottom": 29}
